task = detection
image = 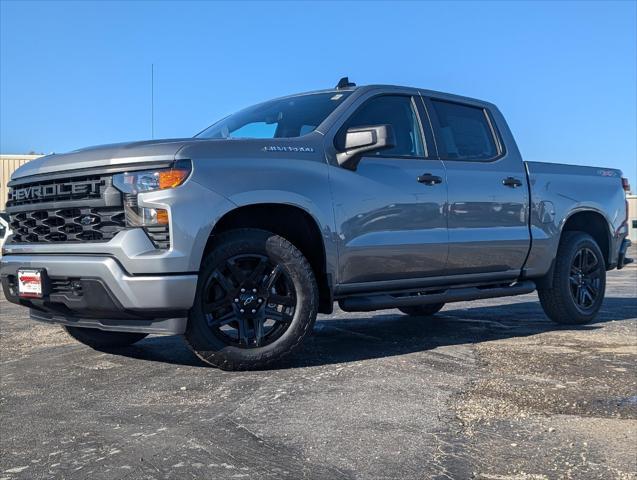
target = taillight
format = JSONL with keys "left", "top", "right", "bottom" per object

{"left": 615, "top": 178, "right": 630, "bottom": 235}
{"left": 622, "top": 177, "right": 631, "bottom": 192}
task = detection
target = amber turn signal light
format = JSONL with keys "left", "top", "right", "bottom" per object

{"left": 156, "top": 209, "right": 169, "bottom": 225}
{"left": 159, "top": 168, "right": 191, "bottom": 190}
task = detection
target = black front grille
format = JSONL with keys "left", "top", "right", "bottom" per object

{"left": 9, "top": 207, "right": 126, "bottom": 243}
{"left": 50, "top": 278, "right": 75, "bottom": 294}
{"left": 7, "top": 175, "right": 107, "bottom": 208}
{"left": 7, "top": 171, "right": 171, "bottom": 248}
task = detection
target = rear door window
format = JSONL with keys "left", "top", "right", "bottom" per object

{"left": 430, "top": 99, "right": 499, "bottom": 160}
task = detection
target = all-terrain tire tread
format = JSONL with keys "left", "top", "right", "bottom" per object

{"left": 184, "top": 229, "right": 318, "bottom": 371}
{"left": 537, "top": 231, "right": 605, "bottom": 325}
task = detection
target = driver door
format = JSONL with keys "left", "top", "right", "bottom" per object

{"left": 328, "top": 94, "right": 449, "bottom": 286}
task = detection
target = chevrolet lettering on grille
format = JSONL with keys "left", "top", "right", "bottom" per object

{"left": 8, "top": 179, "right": 102, "bottom": 202}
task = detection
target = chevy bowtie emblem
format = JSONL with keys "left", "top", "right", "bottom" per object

{"left": 242, "top": 295, "right": 256, "bottom": 306}
{"left": 79, "top": 215, "right": 96, "bottom": 226}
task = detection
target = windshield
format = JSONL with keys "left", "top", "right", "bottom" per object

{"left": 196, "top": 91, "right": 351, "bottom": 139}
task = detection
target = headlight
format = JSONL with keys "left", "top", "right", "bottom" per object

{"left": 112, "top": 160, "right": 191, "bottom": 246}
{"left": 112, "top": 160, "right": 191, "bottom": 194}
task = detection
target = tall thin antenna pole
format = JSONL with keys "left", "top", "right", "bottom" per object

{"left": 151, "top": 64, "right": 155, "bottom": 139}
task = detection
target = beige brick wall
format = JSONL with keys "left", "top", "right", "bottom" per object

{"left": 1, "top": 155, "right": 43, "bottom": 211}
{"left": 628, "top": 195, "right": 637, "bottom": 242}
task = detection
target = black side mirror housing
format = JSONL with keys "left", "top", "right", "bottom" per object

{"left": 336, "top": 125, "right": 395, "bottom": 170}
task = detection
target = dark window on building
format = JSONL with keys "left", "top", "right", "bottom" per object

{"left": 337, "top": 95, "right": 425, "bottom": 157}
{"left": 632, "top": 220, "right": 637, "bottom": 229}
{"left": 431, "top": 100, "right": 498, "bottom": 160}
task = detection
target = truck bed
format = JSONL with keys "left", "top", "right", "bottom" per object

{"left": 523, "top": 160, "right": 627, "bottom": 278}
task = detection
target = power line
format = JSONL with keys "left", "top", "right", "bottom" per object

{"left": 151, "top": 64, "right": 154, "bottom": 139}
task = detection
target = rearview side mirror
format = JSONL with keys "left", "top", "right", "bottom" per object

{"left": 336, "top": 125, "right": 395, "bottom": 170}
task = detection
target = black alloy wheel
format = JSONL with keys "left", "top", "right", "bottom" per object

{"left": 185, "top": 228, "right": 318, "bottom": 370}
{"left": 538, "top": 231, "right": 606, "bottom": 325}
{"left": 569, "top": 247, "right": 602, "bottom": 313}
{"left": 202, "top": 254, "right": 296, "bottom": 348}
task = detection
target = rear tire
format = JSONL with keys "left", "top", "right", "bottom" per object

{"left": 64, "top": 326, "right": 148, "bottom": 348}
{"left": 399, "top": 302, "right": 445, "bottom": 317}
{"left": 538, "top": 232, "right": 606, "bottom": 325}
{"left": 185, "top": 228, "right": 318, "bottom": 371}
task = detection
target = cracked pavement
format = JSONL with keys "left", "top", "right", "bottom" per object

{"left": 1, "top": 249, "right": 635, "bottom": 479}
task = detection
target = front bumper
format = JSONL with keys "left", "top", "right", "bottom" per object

{"left": 1, "top": 254, "right": 197, "bottom": 334}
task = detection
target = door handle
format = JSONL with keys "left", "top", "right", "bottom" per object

{"left": 502, "top": 176, "right": 523, "bottom": 188}
{"left": 417, "top": 173, "right": 443, "bottom": 186}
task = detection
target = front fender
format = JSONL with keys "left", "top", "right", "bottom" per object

{"left": 136, "top": 179, "right": 237, "bottom": 273}
{"left": 181, "top": 157, "right": 338, "bottom": 279}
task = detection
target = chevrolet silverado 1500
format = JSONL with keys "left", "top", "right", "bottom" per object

{"left": 1, "top": 79, "right": 632, "bottom": 370}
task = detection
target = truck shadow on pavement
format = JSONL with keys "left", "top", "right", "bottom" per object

{"left": 114, "top": 296, "right": 637, "bottom": 369}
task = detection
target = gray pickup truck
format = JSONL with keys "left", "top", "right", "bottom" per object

{"left": 2, "top": 79, "right": 632, "bottom": 370}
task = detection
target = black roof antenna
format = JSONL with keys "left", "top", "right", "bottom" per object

{"left": 336, "top": 77, "right": 356, "bottom": 89}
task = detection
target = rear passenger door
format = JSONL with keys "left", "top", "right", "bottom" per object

{"left": 424, "top": 97, "right": 530, "bottom": 276}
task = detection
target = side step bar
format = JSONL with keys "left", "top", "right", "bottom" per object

{"left": 338, "top": 280, "right": 536, "bottom": 312}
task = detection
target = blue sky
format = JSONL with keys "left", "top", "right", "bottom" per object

{"left": 1, "top": 1, "right": 635, "bottom": 185}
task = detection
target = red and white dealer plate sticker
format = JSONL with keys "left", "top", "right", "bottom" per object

{"left": 17, "top": 269, "right": 43, "bottom": 298}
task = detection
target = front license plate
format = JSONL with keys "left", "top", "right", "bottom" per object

{"left": 17, "top": 269, "right": 44, "bottom": 298}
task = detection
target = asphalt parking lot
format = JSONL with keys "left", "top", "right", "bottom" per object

{"left": 1, "top": 250, "right": 635, "bottom": 480}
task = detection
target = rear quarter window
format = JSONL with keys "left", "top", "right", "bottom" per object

{"left": 431, "top": 99, "right": 499, "bottom": 161}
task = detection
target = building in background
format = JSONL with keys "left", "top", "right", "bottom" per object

{"left": 628, "top": 194, "right": 637, "bottom": 243}
{"left": 1, "top": 154, "right": 43, "bottom": 211}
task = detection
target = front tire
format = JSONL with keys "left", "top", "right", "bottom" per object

{"left": 538, "top": 232, "right": 606, "bottom": 325}
{"left": 64, "top": 326, "right": 148, "bottom": 348}
{"left": 185, "top": 229, "right": 318, "bottom": 371}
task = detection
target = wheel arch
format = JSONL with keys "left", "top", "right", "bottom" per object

{"left": 535, "top": 208, "right": 613, "bottom": 290}
{"left": 201, "top": 203, "right": 333, "bottom": 314}
{"left": 560, "top": 208, "right": 612, "bottom": 268}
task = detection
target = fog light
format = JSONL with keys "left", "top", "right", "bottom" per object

{"left": 124, "top": 205, "right": 169, "bottom": 227}
{"left": 120, "top": 193, "right": 170, "bottom": 248}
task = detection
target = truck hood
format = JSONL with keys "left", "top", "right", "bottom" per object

{"left": 10, "top": 138, "right": 204, "bottom": 180}
{"left": 11, "top": 135, "right": 326, "bottom": 181}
